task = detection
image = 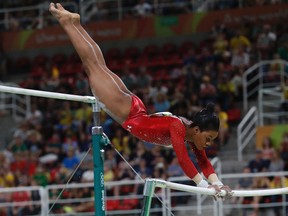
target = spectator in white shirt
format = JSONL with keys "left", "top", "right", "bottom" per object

{"left": 134, "top": 0, "right": 153, "bottom": 18}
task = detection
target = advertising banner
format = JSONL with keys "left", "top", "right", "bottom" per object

{"left": 2, "top": 3, "right": 288, "bottom": 52}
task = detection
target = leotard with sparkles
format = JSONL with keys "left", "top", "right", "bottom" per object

{"left": 122, "top": 95, "right": 215, "bottom": 179}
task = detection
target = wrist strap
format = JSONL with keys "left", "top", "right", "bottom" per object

{"left": 212, "top": 180, "right": 224, "bottom": 186}
{"left": 197, "top": 179, "right": 209, "bottom": 188}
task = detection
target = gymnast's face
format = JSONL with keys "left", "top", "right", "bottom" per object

{"left": 190, "top": 127, "right": 218, "bottom": 150}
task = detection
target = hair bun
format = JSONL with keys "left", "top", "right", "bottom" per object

{"left": 205, "top": 102, "right": 215, "bottom": 113}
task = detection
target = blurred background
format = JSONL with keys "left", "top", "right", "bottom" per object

{"left": 0, "top": 0, "right": 288, "bottom": 215}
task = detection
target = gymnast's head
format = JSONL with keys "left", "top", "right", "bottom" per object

{"left": 186, "top": 102, "right": 220, "bottom": 150}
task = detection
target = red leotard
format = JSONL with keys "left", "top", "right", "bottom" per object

{"left": 122, "top": 95, "right": 215, "bottom": 180}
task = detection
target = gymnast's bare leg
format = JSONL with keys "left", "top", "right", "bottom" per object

{"left": 49, "top": 2, "right": 132, "bottom": 124}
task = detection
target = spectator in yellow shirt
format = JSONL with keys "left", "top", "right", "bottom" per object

{"left": 215, "top": 104, "right": 229, "bottom": 146}
{"left": 230, "top": 30, "right": 251, "bottom": 52}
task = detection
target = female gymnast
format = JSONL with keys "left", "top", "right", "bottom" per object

{"left": 49, "top": 3, "right": 232, "bottom": 198}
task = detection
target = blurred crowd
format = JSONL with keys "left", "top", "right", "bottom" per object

{"left": 232, "top": 134, "right": 288, "bottom": 216}
{"left": 0, "top": 0, "right": 287, "bottom": 215}
{"left": 0, "top": 0, "right": 288, "bottom": 31}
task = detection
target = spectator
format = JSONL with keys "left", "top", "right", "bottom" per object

{"left": 62, "top": 135, "right": 79, "bottom": 155}
{"left": 73, "top": 103, "right": 93, "bottom": 132}
{"left": 134, "top": 0, "right": 153, "bottom": 18}
{"left": 230, "top": 69, "right": 243, "bottom": 99}
{"left": 167, "top": 157, "right": 184, "bottom": 177}
{"left": 277, "top": 39, "right": 288, "bottom": 61}
{"left": 183, "top": 49, "right": 197, "bottom": 68}
{"left": 121, "top": 66, "right": 136, "bottom": 91}
{"left": 62, "top": 148, "right": 80, "bottom": 170}
{"left": 32, "top": 165, "right": 50, "bottom": 187}
{"left": 231, "top": 46, "right": 250, "bottom": 70}
{"left": 230, "top": 30, "right": 251, "bottom": 52}
{"left": 231, "top": 166, "right": 253, "bottom": 207}
{"left": 57, "top": 102, "right": 73, "bottom": 131}
{"left": 135, "top": 66, "right": 152, "bottom": 93}
{"left": 256, "top": 24, "right": 277, "bottom": 60}
{"left": 8, "top": 134, "right": 28, "bottom": 157}
{"left": 134, "top": 158, "right": 153, "bottom": 177}
{"left": 148, "top": 80, "right": 168, "bottom": 103}
{"left": 0, "top": 166, "right": 15, "bottom": 188}
{"left": 25, "top": 104, "right": 43, "bottom": 126}
{"left": 279, "top": 78, "right": 288, "bottom": 122}
{"left": 24, "top": 130, "right": 42, "bottom": 155}
{"left": 44, "top": 132, "right": 62, "bottom": 157}
{"left": 183, "top": 65, "right": 201, "bottom": 96}
{"left": 269, "top": 176, "right": 283, "bottom": 216}
{"left": 153, "top": 92, "right": 170, "bottom": 112}
{"left": 217, "top": 74, "right": 236, "bottom": 111}
{"left": 199, "top": 75, "right": 217, "bottom": 106}
{"left": 215, "top": 104, "right": 229, "bottom": 146}
{"left": 105, "top": 149, "right": 117, "bottom": 171}
{"left": 74, "top": 73, "right": 90, "bottom": 95}
{"left": 248, "top": 149, "right": 268, "bottom": 173}
{"left": 250, "top": 171, "right": 271, "bottom": 216}
{"left": 111, "top": 128, "right": 130, "bottom": 155}
{"left": 280, "top": 132, "right": 288, "bottom": 170}
{"left": 268, "top": 150, "right": 284, "bottom": 172}
{"left": 260, "top": 136, "right": 275, "bottom": 166}
{"left": 213, "top": 33, "right": 229, "bottom": 57}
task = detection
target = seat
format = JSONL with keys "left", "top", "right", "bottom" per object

{"left": 68, "top": 52, "right": 81, "bottom": 64}
{"left": 30, "top": 65, "right": 46, "bottom": 77}
{"left": 227, "top": 108, "right": 241, "bottom": 123}
{"left": 179, "top": 41, "right": 194, "bottom": 57}
{"left": 105, "top": 48, "right": 122, "bottom": 61}
{"left": 105, "top": 48, "right": 123, "bottom": 71}
{"left": 161, "top": 42, "right": 178, "bottom": 56}
{"left": 143, "top": 44, "right": 159, "bottom": 59}
{"left": 33, "top": 54, "right": 48, "bottom": 67}
{"left": 60, "top": 62, "right": 75, "bottom": 75}
{"left": 51, "top": 53, "right": 66, "bottom": 66}
{"left": 160, "top": 43, "right": 183, "bottom": 66}
{"left": 124, "top": 46, "right": 140, "bottom": 61}
{"left": 106, "top": 199, "right": 120, "bottom": 211}
{"left": 15, "top": 57, "right": 31, "bottom": 72}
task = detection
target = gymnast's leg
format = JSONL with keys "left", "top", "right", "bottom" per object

{"left": 70, "top": 13, "right": 132, "bottom": 95}
{"left": 49, "top": 3, "right": 132, "bottom": 124}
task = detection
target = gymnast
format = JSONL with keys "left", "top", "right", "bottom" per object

{"left": 49, "top": 2, "right": 232, "bottom": 198}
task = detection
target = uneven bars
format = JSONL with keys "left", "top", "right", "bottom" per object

{"left": 148, "top": 178, "right": 288, "bottom": 197}
{"left": 0, "top": 84, "right": 107, "bottom": 216}
{"left": 0, "top": 85, "right": 96, "bottom": 104}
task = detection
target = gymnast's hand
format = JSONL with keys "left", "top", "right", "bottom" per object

{"left": 209, "top": 184, "right": 233, "bottom": 200}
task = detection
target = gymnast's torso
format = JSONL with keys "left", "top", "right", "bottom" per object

{"left": 122, "top": 95, "right": 186, "bottom": 146}
{"left": 121, "top": 95, "right": 215, "bottom": 179}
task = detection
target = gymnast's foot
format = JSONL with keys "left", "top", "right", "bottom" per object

{"left": 49, "top": 2, "right": 80, "bottom": 26}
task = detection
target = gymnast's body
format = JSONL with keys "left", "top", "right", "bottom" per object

{"left": 49, "top": 2, "right": 232, "bottom": 198}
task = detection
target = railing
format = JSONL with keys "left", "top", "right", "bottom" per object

{"left": 243, "top": 59, "right": 288, "bottom": 111}
{"left": 237, "top": 106, "right": 258, "bottom": 161}
{"left": 0, "top": 82, "right": 30, "bottom": 120}
{"left": 0, "top": 2, "right": 78, "bottom": 30}
{"left": 196, "top": 0, "right": 242, "bottom": 12}
{"left": 258, "top": 87, "right": 287, "bottom": 125}
{"left": 0, "top": 0, "right": 249, "bottom": 30}
{"left": 0, "top": 170, "right": 287, "bottom": 216}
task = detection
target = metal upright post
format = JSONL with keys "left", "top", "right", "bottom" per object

{"left": 91, "top": 101, "right": 106, "bottom": 216}
{"left": 141, "top": 179, "right": 156, "bottom": 216}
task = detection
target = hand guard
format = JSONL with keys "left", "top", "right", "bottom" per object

{"left": 209, "top": 182, "right": 234, "bottom": 201}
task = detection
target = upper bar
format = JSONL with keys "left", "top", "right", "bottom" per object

{"left": 0, "top": 85, "right": 96, "bottom": 104}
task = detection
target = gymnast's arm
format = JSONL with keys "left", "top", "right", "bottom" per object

{"left": 170, "top": 121, "right": 209, "bottom": 187}
{"left": 190, "top": 143, "right": 223, "bottom": 185}
{"left": 192, "top": 143, "right": 233, "bottom": 198}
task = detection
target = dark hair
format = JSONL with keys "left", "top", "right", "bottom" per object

{"left": 190, "top": 103, "right": 219, "bottom": 132}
